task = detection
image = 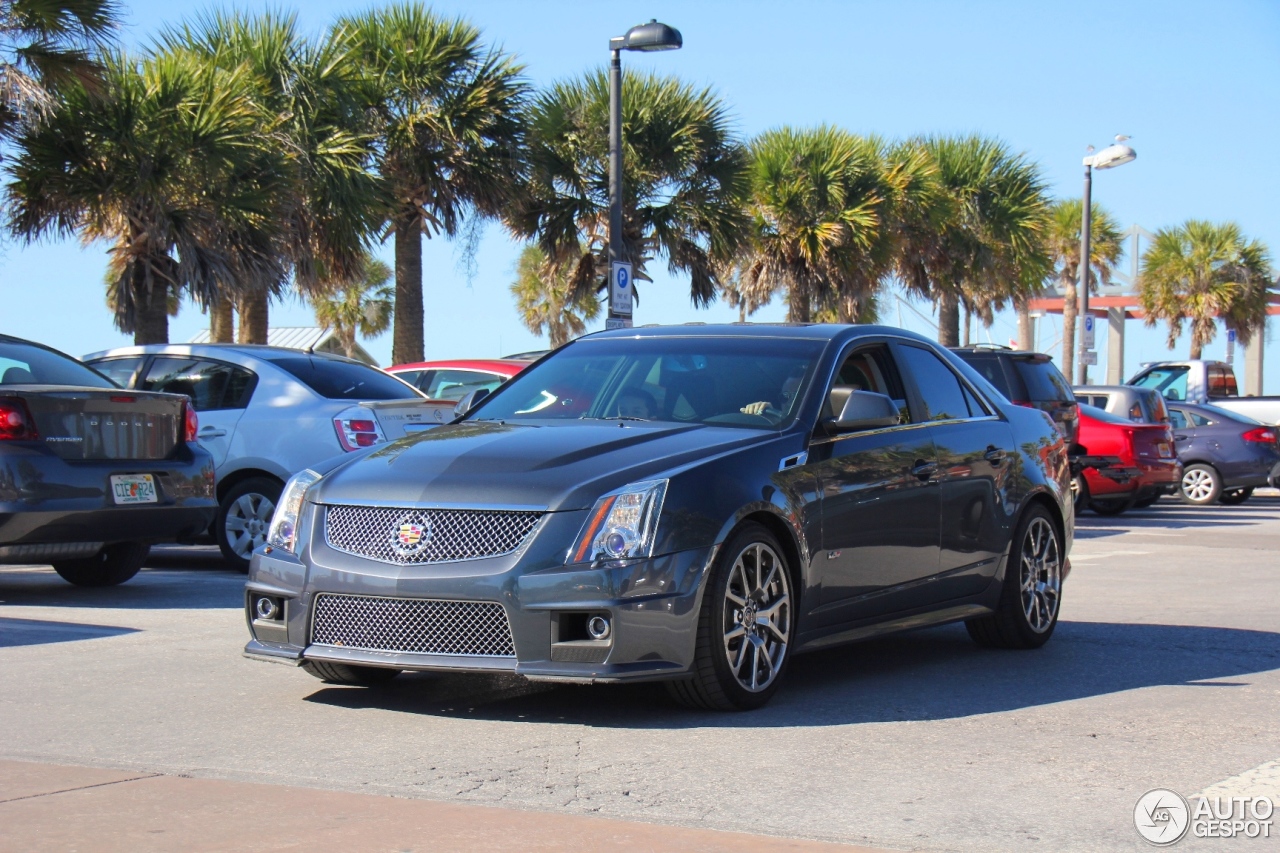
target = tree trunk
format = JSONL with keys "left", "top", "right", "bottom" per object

{"left": 936, "top": 290, "right": 960, "bottom": 347}
{"left": 962, "top": 304, "right": 972, "bottom": 346}
{"left": 392, "top": 208, "right": 424, "bottom": 365}
{"left": 133, "top": 278, "right": 170, "bottom": 345}
{"left": 1016, "top": 297, "right": 1033, "bottom": 350}
{"left": 787, "top": 281, "right": 810, "bottom": 324}
{"left": 210, "top": 297, "right": 234, "bottom": 343}
{"left": 1189, "top": 340, "right": 1202, "bottom": 360}
{"left": 1060, "top": 271, "right": 1077, "bottom": 383}
{"left": 237, "top": 290, "right": 269, "bottom": 345}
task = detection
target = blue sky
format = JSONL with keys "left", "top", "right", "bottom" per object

{"left": 3, "top": 0, "right": 1278, "bottom": 388}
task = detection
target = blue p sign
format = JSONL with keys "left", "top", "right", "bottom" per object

{"left": 616, "top": 267, "right": 628, "bottom": 289}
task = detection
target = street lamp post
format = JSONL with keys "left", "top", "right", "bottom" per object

{"left": 1077, "top": 139, "right": 1136, "bottom": 385}
{"left": 607, "top": 20, "right": 682, "bottom": 330}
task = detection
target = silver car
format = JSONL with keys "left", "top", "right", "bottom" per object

{"left": 84, "top": 344, "right": 442, "bottom": 570}
{"left": 1073, "top": 385, "right": 1168, "bottom": 425}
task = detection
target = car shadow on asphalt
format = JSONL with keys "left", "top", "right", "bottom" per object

{"left": 1074, "top": 500, "right": 1280, "bottom": 538}
{"left": 0, "top": 558, "right": 244, "bottom": 611}
{"left": 302, "top": 619, "right": 1280, "bottom": 727}
{"left": 0, "top": 615, "right": 139, "bottom": 647}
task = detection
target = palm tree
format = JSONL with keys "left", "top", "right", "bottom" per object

{"left": 897, "top": 136, "right": 1050, "bottom": 347}
{"left": 336, "top": 5, "right": 527, "bottom": 365}
{"left": 1139, "top": 221, "right": 1272, "bottom": 358}
{"left": 509, "top": 69, "right": 747, "bottom": 312}
{"left": 6, "top": 51, "right": 288, "bottom": 343}
{"left": 165, "top": 11, "right": 382, "bottom": 344}
{"left": 510, "top": 245, "right": 600, "bottom": 347}
{"left": 0, "top": 0, "right": 118, "bottom": 141}
{"left": 732, "top": 127, "right": 891, "bottom": 323}
{"left": 1042, "top": 199, "right": 1122, "bottom": 379}
{"left": 311, "top": 253, "right": 394, "bottom": 359}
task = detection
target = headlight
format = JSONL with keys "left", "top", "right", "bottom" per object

{"left": 568, "top": 479, "right": 667, "bottom": 563}
{"left": 267, "top": 469, "right": 322, "bottom": 554}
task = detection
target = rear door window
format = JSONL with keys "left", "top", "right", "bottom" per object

{"left": 141, "top": 357, "right": 257, "bottom": 411}
{"left": 268, "top": 355, "right": 422, "bottom": 400}
{"left": 1168, "top": 409, "right": 1188, "bottom": 429}
{"left": 955, "top": 353, "right": 1014, "bottom": 399}
{"left": 896, "top": 344, "right": 983, "bottom": 422}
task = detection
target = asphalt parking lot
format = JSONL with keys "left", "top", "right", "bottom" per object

{"left": 2, "top": 495, "right": 1279, "bottom": 852}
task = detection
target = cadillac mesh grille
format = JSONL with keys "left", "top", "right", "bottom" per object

{"left": 310, "top": 594, "right": 515, "bottom": 657}
{"left": 323, "top": 505, "right": 543, "bottom": 565}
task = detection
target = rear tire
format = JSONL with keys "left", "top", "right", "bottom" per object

{"left": 666, "top": 522, "right": 794, "bottom": 711}
{"left": 216, "top": 476, "right": 283, "bottom": 573}
{"left": 1219, "top": 487, "right": 1254, "bottom": 506}
{"left": 1179, "top": 464, "right": 1222, "bottom": 506}
{"left": 51, "top": 542, "right": 149, "bottom": 587}
{"left": 966, "top": 506, "right": 1062, "bottom": 650}
{"left": 302, "top": 661, "right": 400, "bottom": 686}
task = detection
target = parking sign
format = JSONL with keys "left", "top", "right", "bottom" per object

{"left": 610, "top": 262, "right": 633, "bottom": 316}
{"left": 1082, "top": 315, "right": 1095, "bottom": 349}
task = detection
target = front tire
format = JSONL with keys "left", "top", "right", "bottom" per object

{"left": 667, "top": 523, "right": 794, "bottom": 711}
{"left": 1179, "top": 464, "right": 1222, "bottom": 506}
{"left": 216, "top": 476, "right": 283, "bottom": 572}
{"left": 51, "top": 542, "right": 149, "bottom": 587}
{"left": 302, "top": 661, "right": 401, "bottom": 686}
{"left": 966, "top": 506, "right": 1062, "bottom": 649}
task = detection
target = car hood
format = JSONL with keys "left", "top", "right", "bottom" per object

{"left": 309, "top": 419, "right": 777, "bottom": 511}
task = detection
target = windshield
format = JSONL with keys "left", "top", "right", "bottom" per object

{"left": 466, "top": 336, "right": 826, "bottom": 429}
{"left": 0, "top": 341, "right": 116, "bottom": 388}
{"left": 1131, "top": 365, "right": 1189, "bottom": 401}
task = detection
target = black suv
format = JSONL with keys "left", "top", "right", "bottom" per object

{"left": 951, "top": 345, "right": 1079, "bottom": 447}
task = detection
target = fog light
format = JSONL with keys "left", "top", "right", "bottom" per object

{"left": 254, "top": 596, "right": 281, "bottom": 621}
{"left": 586, "top": 614, "right": 611, "bottom": 641}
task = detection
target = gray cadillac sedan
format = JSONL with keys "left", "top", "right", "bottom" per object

{"left": 245, "top": 325, "right": 1073, "bottom": 710}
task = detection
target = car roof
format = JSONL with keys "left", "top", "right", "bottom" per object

{"left": 587, "top": 322, "right": 934, "bottom": 345}
{"left": 387, "top": 359, "right": 527, "bottom": 375}
{"left": 81, "top": 342, "right": 368, "bottom": 366}
{"left": 1074, "top": 384, "right": 1158, "bottom": 396}
{"left": 951, "top": 346, "right": 1056, "bottom": 361}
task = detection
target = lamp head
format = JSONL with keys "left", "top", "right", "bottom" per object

{"left": 1084, "top": 143, "right": 1136, "bottom": 170}
{"left": 611, "top": 19, "right": 682, "bottom": 52}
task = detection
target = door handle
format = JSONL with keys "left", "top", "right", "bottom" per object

{"left": 1174, "top": 434, "right": 1188, "bottom": 441}
{"left": 983, "top": 446, "right": 1007, "bottom": 465}
{"left": 199, "top": 428, "right": 228, "bottom": 438}
{"left": 910, "top": 460, "right": 938, "bottom": 481}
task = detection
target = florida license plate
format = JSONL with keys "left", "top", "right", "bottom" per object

{"left": 110, "top": 474, "right": 157, "bottom": 504}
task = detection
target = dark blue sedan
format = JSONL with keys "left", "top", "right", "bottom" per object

{"left": 1167, "top": 402, "right": 1280, "bottom": 505}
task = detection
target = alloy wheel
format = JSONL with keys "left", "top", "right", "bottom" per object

{"left": 1181, "top": 468, "right": 1215, "bottom": 503}
{"left": 224, "top": 492, "right": 276, "bottom": 559}
{"left": 722, "top": 542, "right": 791, "bottom": 692}
{"left": 1019, "top": 517, "right": 1061, "bottom": 634}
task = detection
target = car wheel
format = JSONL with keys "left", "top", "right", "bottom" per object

{"left": 51, "top": 542, "right": 150, "bottom": 587}
{"left": 1179, "top": 464, "right": 1222, "bottom": 506}
{"left": 1219, "top": 487, "right": 1254, "bottom": 506}
{"left": 216, "top": 476, "right": 283, "bottom": 572}
{"left": 667, "top": 522, "right": 794, "bottom": 711}
{"left": 1071, "top": 474, "right": 1089, "bottom": 515}
{"left": 302, "top": 661, "right": 401, "bottom": 686}
{"left": 965, "top": 506, "right": 1062, "bottom": 649}
{"left": 1089, "top": 496, "right": 1135, "bottom": 515}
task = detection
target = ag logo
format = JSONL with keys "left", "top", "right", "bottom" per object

{"left": 1134, "top": 789, "right": 1190, "bottom": 846}
{"left": 392, "top": 513, "right": 432, "bottom": 557}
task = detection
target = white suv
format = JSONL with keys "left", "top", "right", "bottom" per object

{"left": 84, "top": 344, "right": 446, "bottom": 570}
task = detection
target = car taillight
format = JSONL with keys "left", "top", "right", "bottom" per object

{"left": 0, "top": 398, "right": 39, "bottom": 441}
{"left": 333, "top": 406, "right": 385, "bottom": 451}
{"left": 1242, "top": 427, "right": 1278, "bottom": 444}
{"left": 183, "top": 401, "right": 199, "bottom": 443}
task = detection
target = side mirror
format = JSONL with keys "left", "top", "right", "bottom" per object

{"left": 453, "top": 387, "right": 490, "bottom": 418}
{"left": 829, "top": 390, "right": 900, "bottom": 432}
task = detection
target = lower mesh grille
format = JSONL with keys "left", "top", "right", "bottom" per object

{"left": 310, "top": 594, "right": 515, "bottom": 657}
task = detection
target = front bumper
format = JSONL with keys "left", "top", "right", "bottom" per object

{"left": 0, "top": 444, "right": 216, "bottom": 560}
{"left": 244, "top": 508, "right": 715, "bottom": 683}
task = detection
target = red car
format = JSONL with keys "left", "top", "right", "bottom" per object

{"left": 1075, "top": 404, "right": 1181, "bottom": 515}
{"left": 385, "top": 359, "right": 530, "bottom": 402}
